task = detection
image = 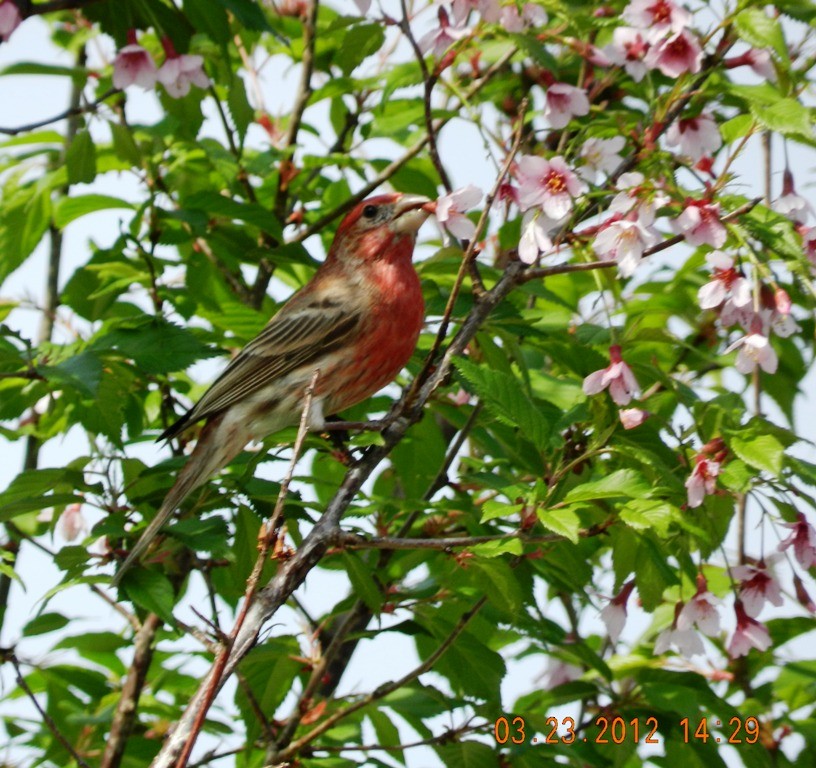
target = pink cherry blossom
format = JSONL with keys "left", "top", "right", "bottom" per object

{"left": 603, "top": 27, "right": 650, "bottom": 81}
{"left": 619, "top": 408, "right": 649, "bottom": 429}
{"left": 88, "top": 536, "right": 112, "bottom": 557}
{"left": 794, "top": 574, "right": 816, "bottom": 613}
{"left": 719, "top": 297, "right": 756, "bottom": 332}
{"left": 727, "top": 600, "right": 772, "bottom": 657}
{"left": 418, "top": 7, "right": 470, "bottom": 58}
{"left": 774, "top": 170, "right": 814, "bottom": 224}
{"left": 802, "top": 226, "right": 816, "bottom": 266}
{"left": 697, "top": 251, "right": 751, "bottom": 310}
{"left": 499, "top": 3, "right": 547, "bottom": 31}
{"left": 685, "top": 455, "right": 720, "bottom": 508}
{"left": 0, "top": 0, "right": 22, "bottom": 42}
{"left": 677, "top": 575, "right": 721, "bottom": 636}
{"left": 579, "top": 136, "right": 625, "bottom": 182}
{"left": 774, "top": 287, "right": 792, "bottom": 315}
{"left": 540, "top": 657, "right": 583, "bottom": 688}
{"left": 593, "top": 216, "right": 660, "bottom": 277}
{"left": 436, "top": 185, "right": 482, "bottom": 239}
{"left": 57, "top": 503, "right": 87, "bottom": 542}
{"left": 665, "top": 114, "right": 722, "bottom": 162}
{"left": 725, "top": 48, "right": 775, "bottom": 81}
{"left": 654, "top": 625, "right": 705, "bottom": 657}
{"left": 452, "top": 0, "right": 501, "bottom": 25}
{"left": 744, "top": 48, "right": 775, "bottom": 80}
{"left": 779, "top": 512, "right": 816, "bottom": 569}
{"left": 543, "top": 82, "right": 590, "bottom": 129}
{"left": 607, "top": 172, "right": 659, "bottom": 218}
{"left": 158, "top": 53, "right": 210, "bottom": 98}
{"left": 518, "top": 210, "right": 555, "bottom": 264}
{"left": 600, "top": 580, "right": 634, "bottom": 642}
{"left": 583, "top": 345, "right": 640, "bottom": 405}
{"left": 352, "top": 0, "right": 371, "bottom": 14}
{"left": 516, "top": 155, "right": 586, "bottom": 219}
{"left": 671, "top": 200, "right": 727, "bottom": 248}
{"left": 113, "top": 36, "right": 158, "bottom": 90}
{"left": 622, "top": 0, "right": 691, "bottom": 38}
{"left": 727, "top": 332, "right": 778, "bottom": 374}
{"left": 733, "top": 561, "right": 784, "bottom": 618}
{"left": 645, "top": 29, "right": 703, "bottom": 78}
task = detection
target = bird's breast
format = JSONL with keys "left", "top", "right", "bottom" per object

{"left": 325, "top": 255, "right": 424, "bottom": 412}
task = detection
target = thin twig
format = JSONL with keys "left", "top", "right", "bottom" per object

{"left": 519, "top": 197, "right": 763, "bottom": 284}
{"left": 0, "top": 88, "right": 118, "bottom": 136}
{"left": 399, "top": 0, "right": 452, "bottom": 192}
{"left": 174, "top": 370, "right": 320, "bottom": 767}
{"left": 406, "top": 100, "right": 528, "bottom": 404}
{"left": 273, "top": 596, "right": 488, "bottom": 761}
{"left": 311, "top": 720, "right": 481, "bottom": 753}
{"left": 7, "top": 652, "right": 91, "bottom": 768}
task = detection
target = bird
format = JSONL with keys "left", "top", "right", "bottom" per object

{"left": 113, "top": 193, "right": 433, "bottom": 585}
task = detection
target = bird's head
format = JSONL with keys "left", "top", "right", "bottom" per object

{"left": 329, "top": 193, "right": 433, "bottom": 263}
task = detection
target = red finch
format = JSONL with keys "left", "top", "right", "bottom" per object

{"left": 114, "top": 193, "right": 432, "bottom": 584}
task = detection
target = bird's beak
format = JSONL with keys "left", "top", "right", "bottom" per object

{"left": 392, "top": 194, "right": 433, "bottom": 234}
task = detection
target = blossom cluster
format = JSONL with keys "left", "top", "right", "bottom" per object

{"left": 601, "top": 0, "right": 703, "bottom": 80}
{"left": 112, "top": 30, "right": 209, "bottom": 98}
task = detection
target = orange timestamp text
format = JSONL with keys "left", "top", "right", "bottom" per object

{"left": 494, "top": 715, "right": 761, "bottom": 746}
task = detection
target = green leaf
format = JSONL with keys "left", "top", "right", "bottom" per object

{"left": 337, "top": 24, "right": 385, "bottom": 75}
{"left": 728, "top": 434, "right": 783, "bottom": 477}
{"left": 0, "top": 468, "right": 87, "bottom": 522}
{"left": 734, "top": 8, "right": 788, "bottom": 62}
{"left": 0, "top": 185, "right": 51, "bottom": 282}
{"left": 53, "top": 194, "right": 134, "bottom": 228}
{"left": 480, "top": 500, "right": 524, "bottom": 523}
{"left": 416, "top": 626, "right": 505, "bottom": 701}
{"left": 0, "top": 62, "right": 88, "bottom": 82}
{"left": 472, "top": 558, "right": 523, "bottom": 615}
{"left": 216, "top": 0, "right": 271, "bottom": 30}
{"left": 23, "top": 612, "right": 71, "bottom": 637}
{"left": 342, "top": 553, "right": 382, "bottom": 614}
{"left": 720, "top": 114, "right": 755, "bottom": 144}
{"left": 109, "top": 122, "right": 141, "bottom": 164}
{"left": 65, "top": 129, "right": 97, "bottom": 185}
{"left": 471, "top": 539, "right": 523, "bottom": 557}
{"left": 92, "top": 317, "right": 219, "bottom": 374}
{"left": 453, "top": 357, "right": 552, "bottom": 450}
{"left": 619, "top": 499, "right": 676, "bottom": 537}
{"left": 635, "top": 536, "right": 678, "bottom": 611}
{"left": 564, "top": 469, "right": 651, "bottom": 503}
{"left": 184, "top": 0, "right": 230, "bottom": 43}
{"left": 119, "top": 569, "right": 176, "bottom": 625}
{"left": 536, "top": 505, "right": 581, "bottom": 544}
{"left": 368, "top": 710, "right": 405, "bottom": 765}
{"left": 39, "top": 350, "right": 104, "bottom": 397}
{"left": 184, "top": 191, "right": 283, "bottom": 239}
{"left": 227, "top": 73, "right": 254, "bottom": 143}
{"left": 751, "top": 98, "right": 812, "bottom": 141}
{"left": 236, "top": 638, "right": 302, "bottom": 742}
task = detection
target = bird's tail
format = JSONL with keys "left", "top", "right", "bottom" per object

{"left": 112, "top": 414, "right": 245, "bottom": 587}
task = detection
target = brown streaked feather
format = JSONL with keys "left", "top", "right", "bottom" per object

{"left": 160, "top": 291, "right": 362, "bottom": 442}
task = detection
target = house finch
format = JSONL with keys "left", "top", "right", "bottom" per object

{"left": 113, "top": 193, "right": 433, "bottom": 585}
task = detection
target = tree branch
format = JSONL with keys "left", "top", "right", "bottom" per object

{"left": 101, "top": 614, "right": 162, "bottom": 768}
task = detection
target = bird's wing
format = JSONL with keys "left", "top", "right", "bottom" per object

{"left": 161, "top": 291, "right": 361, "bottom": 440}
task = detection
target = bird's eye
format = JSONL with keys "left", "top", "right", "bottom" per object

{"left": 362, "top": 205, "right": 378, "bottom": 219}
